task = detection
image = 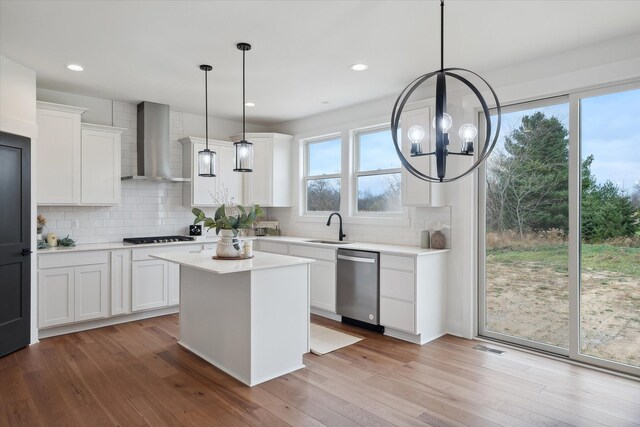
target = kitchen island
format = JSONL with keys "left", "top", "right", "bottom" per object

{"left": 151, "top": 250, "right": 314, "bottom": 386}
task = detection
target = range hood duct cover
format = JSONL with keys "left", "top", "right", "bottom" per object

{"left": 121, "top": 101, "right": 190, "bottom": 182}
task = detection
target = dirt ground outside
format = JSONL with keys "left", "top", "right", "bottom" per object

{"left": 485, "top": 243, "right": 640, "bottom": 368}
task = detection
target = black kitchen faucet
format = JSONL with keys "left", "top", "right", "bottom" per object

{"left": 326, "top": 212, "right": 346, "bottom": 241}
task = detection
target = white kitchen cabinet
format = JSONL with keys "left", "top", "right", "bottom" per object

{"left": 180, "top": 137, "right": 242, "bottom": 207}
{"left": 38, "top": 267, "right": 75, "bottom": 328}
{"left": 400, "top": 106, "right": 444, "bottom": 207}
{"left": 74, "top": 264, "right": 109, "bottom": 322}
{"left": 130, "top": 244, "right": 201, "bottom": 311}
{"left": 231, "top": 133, "right": 293, "bottom": 207}
{"left": 81, "top": 123, "right": 124, "bottom": 205}
{"left": 309, "top": 260, "right": 337, "bottom": 313}
{"left": 36, "top": 101, "right": 86, "bottom": 204}
{"left": 379, "top": 252, "right": 446, "bottom": 343}
{"left": 168, "top": 261, "right": 180, "bottom": 306}
{"left": 111, "top": 249, "right": 131, "bottom": 315}
{"left": 131, "top": 259, "right": 169, "bottom": 312}
{"left": 36, "top": 101, "right": 125, "bottom": 206}
{"left": 254, "top": 240, "right": 289, "bottom": 255}
{"left": 289, "top": 244, "right": 337, "bottom": 313}
{"left": 38, "top": 252, "right": 109, "bottom": 328}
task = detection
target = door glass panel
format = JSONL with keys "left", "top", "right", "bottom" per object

{"left": 484, "top": 101, "right": 570, "bottom": 349}
{"left": 580, "top": 88, "right": 640, "bottom": 367}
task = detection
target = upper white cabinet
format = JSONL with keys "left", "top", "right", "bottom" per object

{"left": 400, "top": 106, "right": 444, "bottom": 207}
{"left": 36, "top": 101, "right": 124, "bottom": 206}
{"left": 81, "top": 123, "right": 123, "bottom": 205}
{"left": 180, "top": 137, "right": 242, "bottom": 207}
{"left": 36, "top": 101, "right": 86, "bottom": 204}
{"left": 231, "top": 133, "right": 293, "bottom": 207}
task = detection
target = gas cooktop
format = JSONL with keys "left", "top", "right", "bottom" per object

{"left": 123, "top": 235, "right": 196, "bottom": 245}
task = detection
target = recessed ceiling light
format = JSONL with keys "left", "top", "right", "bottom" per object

{"left": 67, "top": 64, "right": 84, "bottom": 71}
{"left": 350, "top": 63, "right": 368, "bottom": 71}
{"left": 245, "top": 102, "right": 255, "bottom": 107}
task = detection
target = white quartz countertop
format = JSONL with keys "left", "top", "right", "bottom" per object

{"left": 37, "top": 235, "right": 448, "bottom": 257}
{"left": 150, "top": 250, "right": 314, "bottom": 275}
{"left": 257, "top": 236, "right": 449, "bottom": 256}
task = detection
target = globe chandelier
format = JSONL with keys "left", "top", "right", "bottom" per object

{"left": 391, "top": 0, "right": 501, "bottom": 182}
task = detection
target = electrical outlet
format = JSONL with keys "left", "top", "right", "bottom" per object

{"left": 72, "top": 219, "right": 79, "bottom": 228}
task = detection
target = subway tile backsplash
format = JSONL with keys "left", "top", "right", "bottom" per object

{"left": 37, "top": 101, "right": 202, "bottom": 244}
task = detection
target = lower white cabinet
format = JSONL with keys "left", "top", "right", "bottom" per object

{"left": 111, "top": 250, "right": 132, "bottom": 315}
{"left": 168, "top": 262, "right": 180, "bottom": 306}
{"left": 38, "top": 263, "right": 108, "bottom": 328}
{"left": 38, "top": 267, "right": 75, "bottom": 328}
{"left": 379, "top": 253, "right": 446, "bottom": 343}
{"left": 310, "top": 260, "right": 337, "bottom": 313}
{"left": 288, "top": 244, "right": 337, "bottom": 313}
{"left": 131, "top": 259, "right": 169, "bottom": 312}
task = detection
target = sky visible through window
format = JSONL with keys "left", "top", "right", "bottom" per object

{"left": 581, "top": 88, "right": 640, "bottom": 191}
{"left": 491, "top": 89, "right": 640, "bottom": 191}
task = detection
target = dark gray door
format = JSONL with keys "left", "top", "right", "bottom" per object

{"left": 0, "top": 131, "right": 31, "bottom": 357}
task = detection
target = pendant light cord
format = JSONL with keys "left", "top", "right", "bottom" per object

{"left": 242, "top": 48, "right": 246, "bottom": 140}
{"left": 204, "top": 68, "right": 209, "bottom": 150}
{"left": 440, "top": 0, "right": 444, "bottom": 71}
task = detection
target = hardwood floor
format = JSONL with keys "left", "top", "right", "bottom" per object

{"left": 1, "top": 315, "right": 638, "bottom": 427}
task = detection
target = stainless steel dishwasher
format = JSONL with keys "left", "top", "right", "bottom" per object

{"left": 336, "top": 249, "right": 383, "bottom": 332}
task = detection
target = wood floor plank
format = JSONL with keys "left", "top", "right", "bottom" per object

{"left": 2, "top": 313, "right": 638, "bottom": 427}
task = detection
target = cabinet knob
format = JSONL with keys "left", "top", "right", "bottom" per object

{"left": 21, "top": 248, "right": 33, "bottom": 256}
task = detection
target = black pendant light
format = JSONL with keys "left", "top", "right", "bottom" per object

{"left": 233, "top": 42, "right": 254, "bottom": 172}
{"left": 391, "top": 0, "right": 501, "bottom": 182}
{"left": 198, "top": 64, "right": 216, "bottom": 177}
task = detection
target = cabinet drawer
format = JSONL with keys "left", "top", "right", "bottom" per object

{"left": 255, "top": 240, "right": 288, "bottom": 255}
{"left": 132, "top": 244, "right": 202, "bottom": 261}
{"left": 289, "top": 244, "right": 335, "bottom": 261}
{"left": 380, "top": 269, "right": 415, "bottom": 302}
{"left": 39, "top": 251, "right": 109, "bottom": 269}
{"left": 380, "top": 254, "right": 415, "bottom": 271}
{"left": 380, "top": 297, "right": 415, "bottom": 333}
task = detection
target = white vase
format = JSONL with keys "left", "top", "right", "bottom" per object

{"left": 216, "top": 229, "right": 243, "bottom": 258}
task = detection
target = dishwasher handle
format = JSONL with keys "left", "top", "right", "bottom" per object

{"left": 337, "top": 254, "right": 376, "bottom": 264}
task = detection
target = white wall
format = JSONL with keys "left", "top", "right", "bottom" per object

{"left": 269, "top": 31, "right": 640, "bottom": 340}
{"left": 0, "top": 55, "right": 38, "bottom": 345}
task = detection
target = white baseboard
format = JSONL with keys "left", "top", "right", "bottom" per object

{"left": 310, "top": 307, "right": 341, "bottom": 322}
{"left": 38, "top": 306, "right": 179, "bottom": 339}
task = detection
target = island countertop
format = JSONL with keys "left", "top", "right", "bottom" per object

{"left": 150, "top": 250, "right": 314, "bottom": 275}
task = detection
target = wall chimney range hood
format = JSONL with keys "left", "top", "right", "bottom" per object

{"left": 121, "top": 101, "right": 190, "bottom": 182}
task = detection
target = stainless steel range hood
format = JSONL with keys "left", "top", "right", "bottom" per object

{"left": 121, "top": 101, "right": 190, "bottom": 182}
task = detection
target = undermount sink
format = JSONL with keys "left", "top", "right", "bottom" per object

{"left": 306, "top": 239, "right": 354, "bottom": 245}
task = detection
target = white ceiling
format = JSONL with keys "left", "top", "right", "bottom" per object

{"left": 2, "top": 1, "right": 640, "bottom": 125}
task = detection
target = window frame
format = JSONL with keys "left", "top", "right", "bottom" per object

{"left": 302, "top": 134, "right": 342, "bottom": 216}
{"left": 352, "top": 124, "right": 404, "bottom": 218}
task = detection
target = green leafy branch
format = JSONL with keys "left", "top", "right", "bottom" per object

{"left": 192, "top": 204, "right": 264, "bottom": 236}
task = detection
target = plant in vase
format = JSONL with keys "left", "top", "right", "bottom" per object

{"left": 37, "top": 214, "right": 46, "bottom": 241}
{"left": 192, "top": 204, "right": 263, "bottom": 258}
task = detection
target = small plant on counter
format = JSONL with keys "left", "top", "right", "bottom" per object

{"left": 57, "top": 235, "right": 77, "bottom": 247}
{"left": 37, "top": 239, "right": 48, "bottom": 249}
{"left": 192, "top": 204, "right": 263, "bottom": 237}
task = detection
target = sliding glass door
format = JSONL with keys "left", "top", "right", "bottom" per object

{"left": 480, "top": 83, "right": 640, "bottom": 376}
{"left": 479, "top": 97, "right": 571, "bottom": 355}
{"left": 573, "top": 85, "right": 640, "bottom": 372}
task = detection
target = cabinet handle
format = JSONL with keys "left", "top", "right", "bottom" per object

{"left": 21, "top": 248, "right": 33, "bottom": 256}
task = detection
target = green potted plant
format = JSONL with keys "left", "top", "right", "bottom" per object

{"left": 192, "top": 204, "right": 263, "bottom": 258}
